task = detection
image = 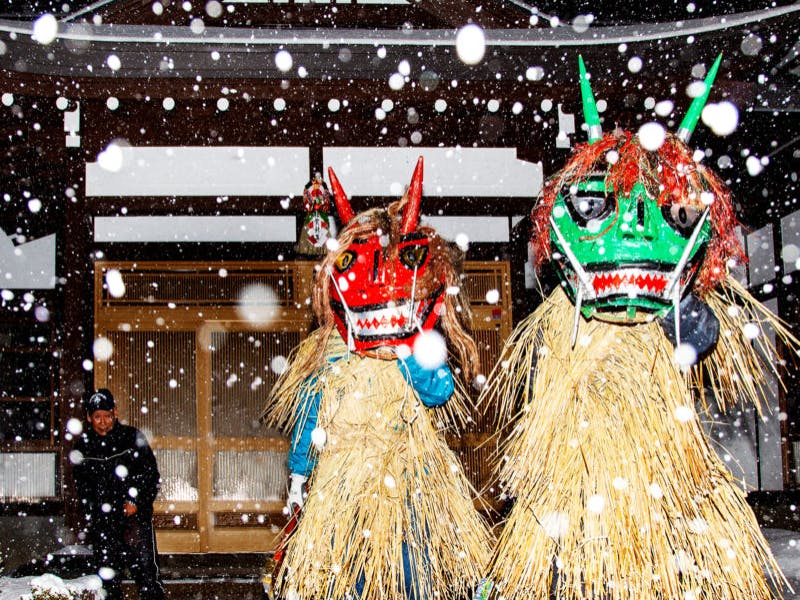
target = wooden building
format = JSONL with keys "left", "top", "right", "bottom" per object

{"left": 0, "top": 0, "right": 799, "bottom": 568}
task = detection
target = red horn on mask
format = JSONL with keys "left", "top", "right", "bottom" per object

{"left": 400, "top": 157, "right": 424, "bottom": 235}
{"left": 327, "top": 166, "right": 355, "bottom": 225}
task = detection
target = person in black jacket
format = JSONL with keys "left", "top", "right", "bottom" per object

{"left": 72, "top": 388, "right": 165, "bottom": 600}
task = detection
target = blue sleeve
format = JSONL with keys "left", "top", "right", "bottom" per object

{"left": 287, "top": 380, "right": 320, "bottom": 477}
{"left": 399, "top": 354, "right": 454, "bottom": 407}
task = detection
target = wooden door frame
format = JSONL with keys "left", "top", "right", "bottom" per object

{"left": 93, "top": 260, "right": 316, "bottom": 552}
{"left": 92, "top": 259, "right": 513, "bottom": 551}
{"left": 197, "top": 319, "right": 310, "bottom": 552}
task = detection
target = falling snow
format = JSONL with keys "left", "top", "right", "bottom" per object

{"left": 0, "top": 1, "right": 798, "bottom": 597}
{"left": 638, "top": 122, "right": 666, "bottom": 151}
{"left": 701, "top": 101, "right": 739, "bottom": 136}
{"left": 455, "top": 24, "right": 485, "bottom": 65}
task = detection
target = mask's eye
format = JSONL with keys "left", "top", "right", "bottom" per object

{"left": 562, "top": 187, "right": 615, "bottom": 227}
{"left": 661, "top": 204, "right": 704, "bottom": 238}
{"left": 334, "top": 250, "right": 357, "bottom": 273}
{"left": 399, "top": 245, "right": 429, "bottom": 270}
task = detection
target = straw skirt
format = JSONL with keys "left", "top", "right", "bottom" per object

{"left": 482, "top": 286, "right": 787, "bottom": 600}
{"left": 269, "top": 335, "right": 492, "bottom": 600}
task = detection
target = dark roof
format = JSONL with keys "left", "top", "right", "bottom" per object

{"left": 0, "top": 2, "right": 797, "bottom": 84}
{"left": 0, "top": 0, "right": 797, "bottom": 26}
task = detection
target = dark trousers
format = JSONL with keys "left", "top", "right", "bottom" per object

{"left": 352, "top": 540, "right": 425, "bottom": 599}
{"left": 90, "top": 516, "right": 165, "bottom": 600}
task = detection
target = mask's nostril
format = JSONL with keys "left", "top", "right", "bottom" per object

{"left": 637, "top": 200, "right": 645, "bottom": 230}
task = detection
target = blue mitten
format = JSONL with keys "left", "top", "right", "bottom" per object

{"left": 399, "top": 353, "right": 455, "bottom": 407}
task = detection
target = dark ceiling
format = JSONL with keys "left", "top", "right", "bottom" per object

{"left": 0, "top": 0, "right": 796, "bottom": 231}
{"left": 0, "top": 0, "right": 797, "bottom": 25}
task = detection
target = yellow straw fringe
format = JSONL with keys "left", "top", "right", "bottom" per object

{"left": 699, "top": 278, "right": 799, "bottom": 414}
{"left": 265, "top": 331, "right": 492, "bottom": 600}
{"left": 266, "top": 330, "right": 473, "bottom": 437}
{"left": 481, "top": 282, "right": 792, "bottom": 600}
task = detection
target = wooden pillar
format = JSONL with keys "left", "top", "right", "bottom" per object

{"left": 58, "top": 146, "right": 96, "bottom": 537}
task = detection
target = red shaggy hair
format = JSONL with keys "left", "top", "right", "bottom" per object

{"left": 531, "top": 131, "right": 746, "bottom": 297}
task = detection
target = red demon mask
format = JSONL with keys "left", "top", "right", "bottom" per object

{"left": 326, "top": 158, "right": 445, "bottom": 352}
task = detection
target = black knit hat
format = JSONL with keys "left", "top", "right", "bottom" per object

{"left": 85, "top": 388, "right": 115, "bottom": 414}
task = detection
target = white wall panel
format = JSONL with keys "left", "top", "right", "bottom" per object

{"left": 0, "top": 231, "right": 56, "bottom": 289}
{"left": 422, "top": 216, "right": 509, "bottom": 243}
{"left": 0, "top": 453, "right": 56, "bottom": 498}
{"left": 323, "top": 147, "right": 542, "bottom": 198}
{"left": 729, "top": 226, "right": 748, "bottom": 286}
{"left": 86, "top": 146, "right": 309, "bottom": 197}
{"left": 94, "top": 216, "right": 297, "bottom": 243}
{"left": 747, "top": 224, "right": 775, "bottom": 287}
{"left": 758, "top": 297, "right": 784, "bottom": 490}
{"left": 780, "top": 209, "right": 800, "bottom": 275}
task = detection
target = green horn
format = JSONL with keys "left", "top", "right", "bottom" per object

{"left": 676, "top": 54, "right": 722, "bottom": 143}
{"left": 578, "top": 55, "right": 602, "bottom": 144}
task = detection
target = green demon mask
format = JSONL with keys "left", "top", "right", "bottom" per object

{"left": 539, "top": 55, "right": 731, "bottom": 325}
{"left": 550, "top": 175, "right": 711, "bottom": 322}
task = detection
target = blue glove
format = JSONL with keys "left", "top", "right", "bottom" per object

{"left": 399, "top": 353, "right": 454, "bottom": 407}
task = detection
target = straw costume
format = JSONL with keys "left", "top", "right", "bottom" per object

{"left": 479, "top": 56, "right": 798, "bottom": 600}
{"left": 265, "top": 158, "right": 492, "bottom": 600}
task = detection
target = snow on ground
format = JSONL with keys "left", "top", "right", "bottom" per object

{"left": 0, "top": 573, "right": 101, "bottom": 600}
{"left": 0, "top": 531, "right": 798, "bottom": 598}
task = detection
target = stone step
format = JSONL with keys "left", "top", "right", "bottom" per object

{"left": 13, "top": 549, "right": 271, "bottom": 600}
{"left": 123, "top": 577, "right": 265, "bottom": 600}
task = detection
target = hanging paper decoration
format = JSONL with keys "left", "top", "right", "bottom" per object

{"left": 296, "top": 173, "right": 333, "bottom": 256}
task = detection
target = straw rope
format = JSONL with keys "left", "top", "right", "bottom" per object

{"left": 266, "top": 330, "right": 473, "bottom": 436}
{"left": 265, "top": 331, "right": 492, "bottom": 600}
{"left": 480, "top": 282, "right": 793, "bottom": 600}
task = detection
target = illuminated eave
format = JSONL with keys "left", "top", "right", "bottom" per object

{"left": 0, "top": 4, "right": 796, "bottom": 83}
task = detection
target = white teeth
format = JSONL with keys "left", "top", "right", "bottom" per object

{"left": 341, "top": 299, "right": 431, "bottom": 339}
{"left": 590, "top": 268, "right": 670, "bottom": 299}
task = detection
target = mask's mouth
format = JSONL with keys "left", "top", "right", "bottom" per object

{"left": 557, "top": 260, "right": 701, "bottom": 307}
{"left": 589, "top": 266, "right": 670, "bottom": 300}
{"left": 331, "top": 294, "right": 439, "bottom": 343}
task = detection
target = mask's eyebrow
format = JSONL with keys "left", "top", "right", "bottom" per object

{"left": 566, "top": 172, "right": 610, "bottom": 193}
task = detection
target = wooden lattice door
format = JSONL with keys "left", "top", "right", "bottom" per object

{"left": 93, "top": 259, "right": 511, "bottom": 552}
{"left": 94, "top": 261, "right": 314, "bottom": 552}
